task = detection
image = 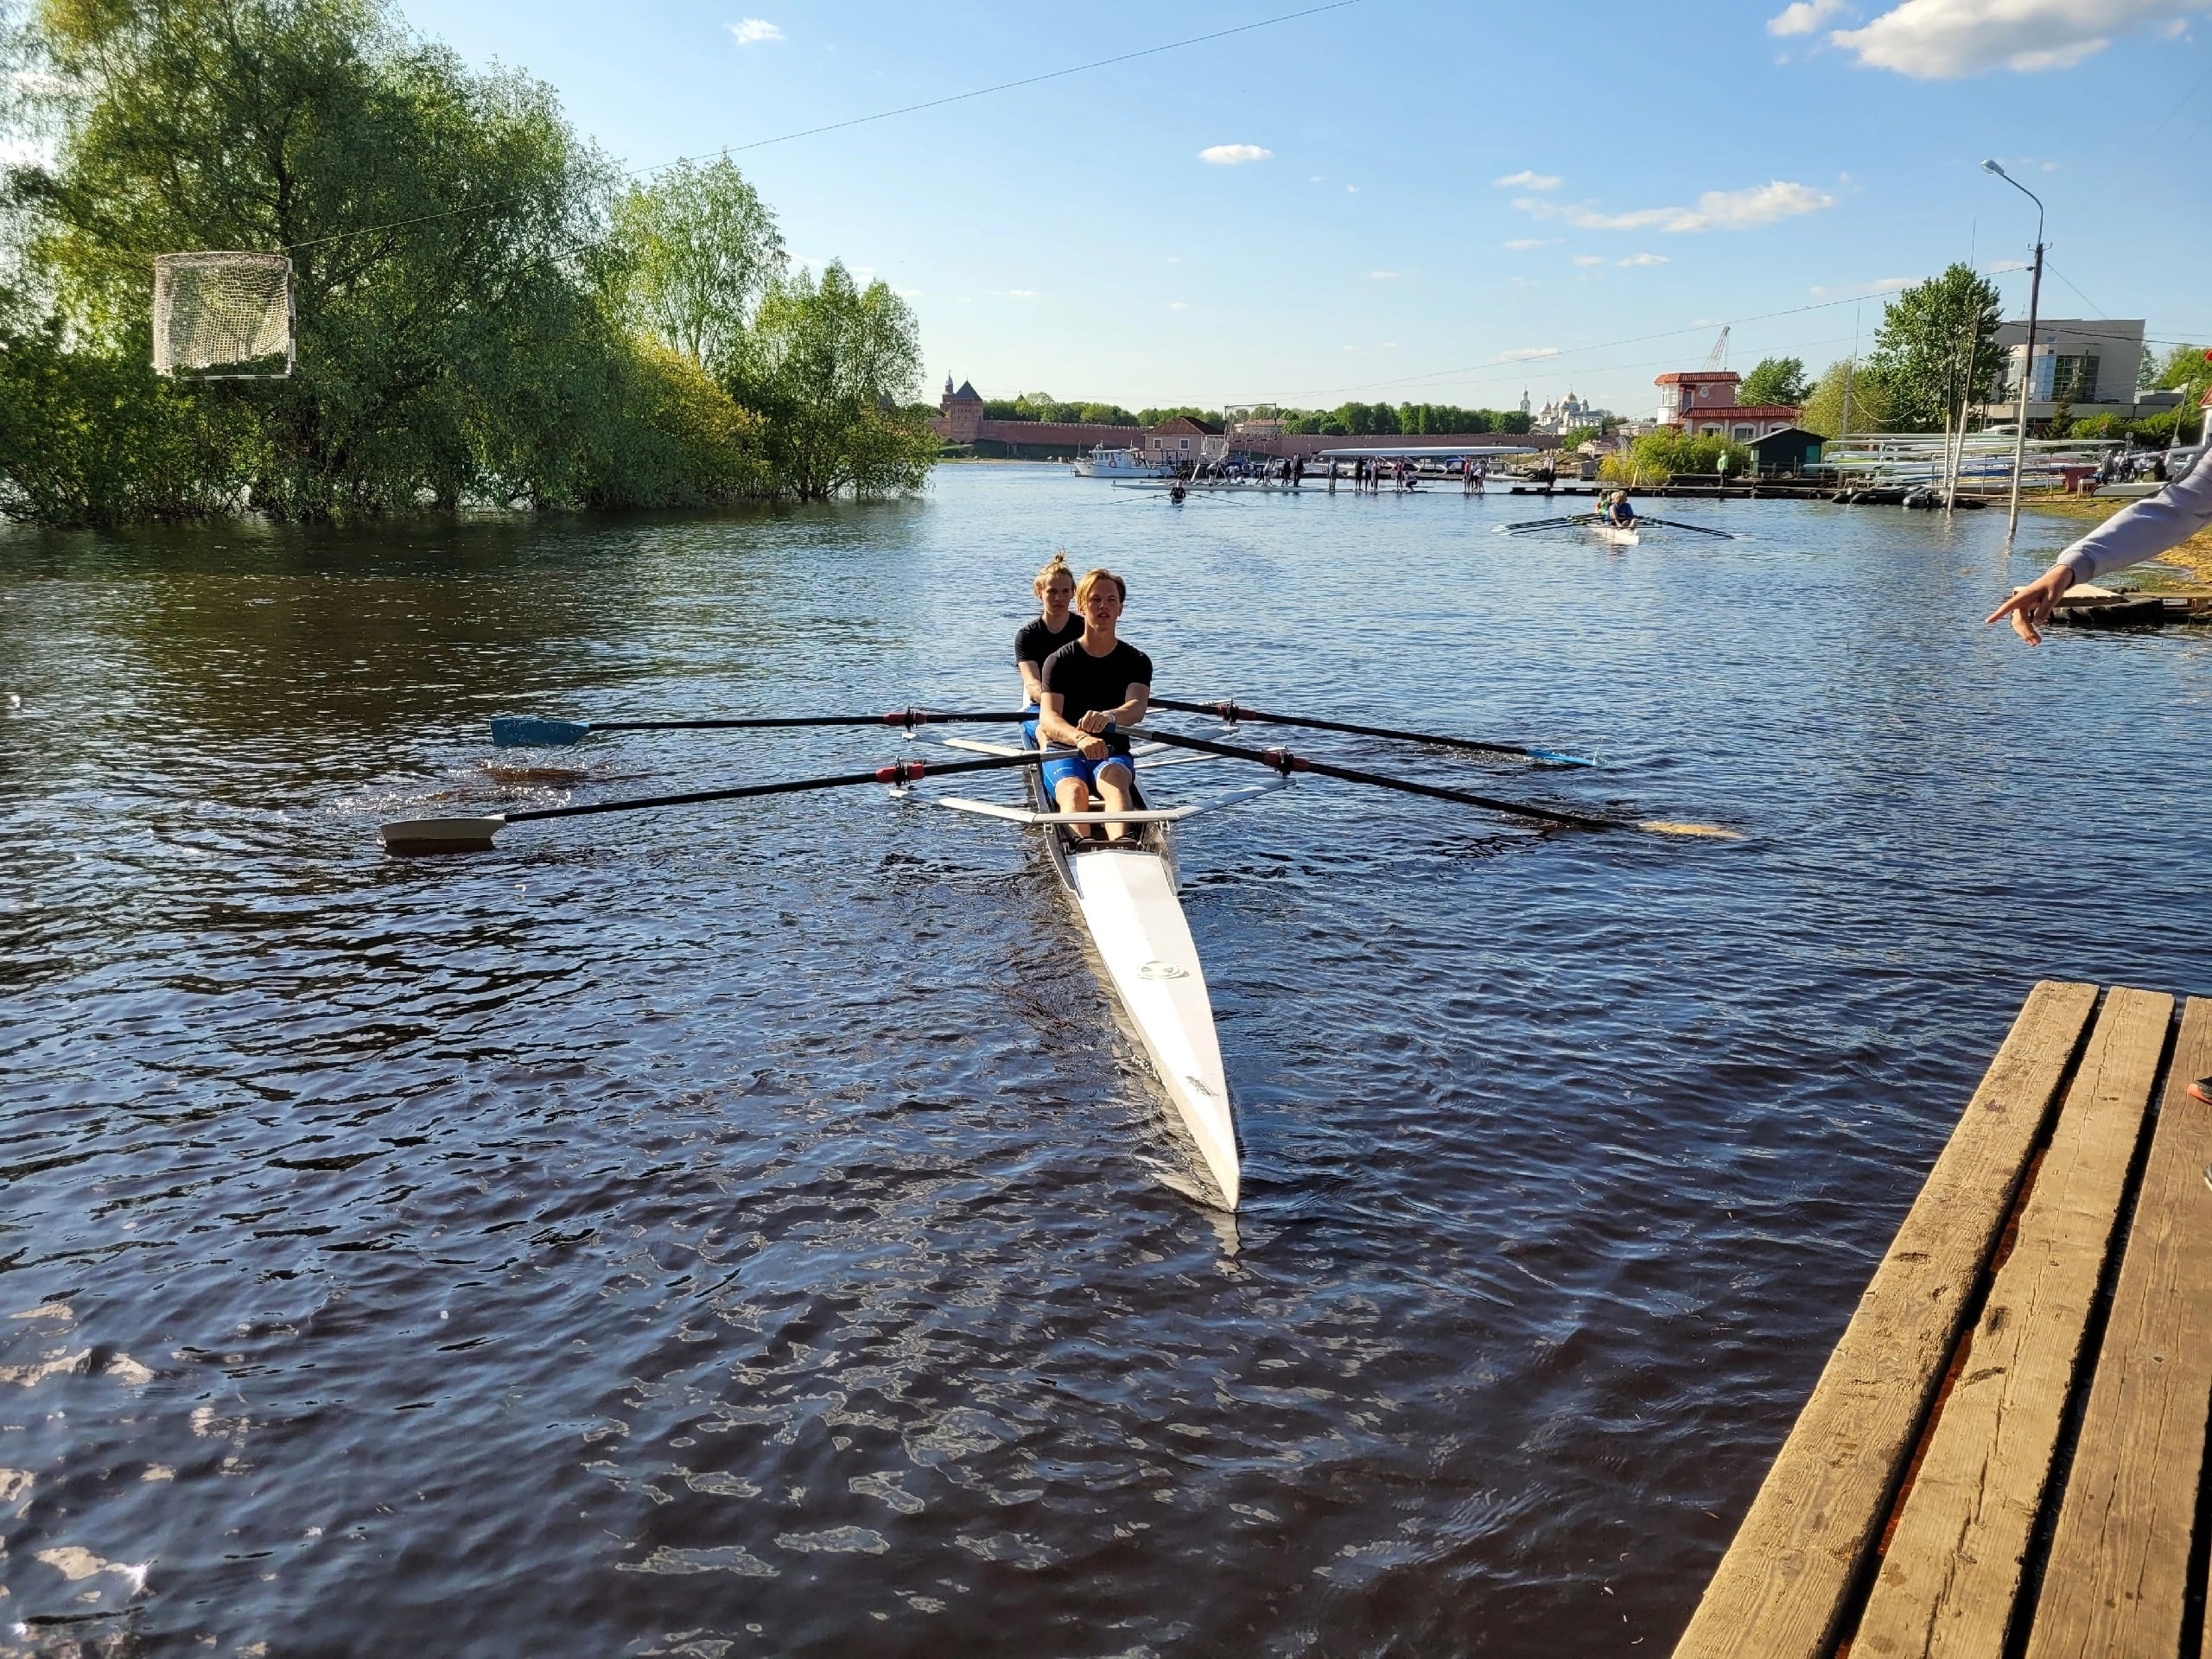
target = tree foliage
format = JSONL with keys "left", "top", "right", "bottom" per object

{"left": 734, "top": 260, "right": 934, "bottom": 502}
{"left": 983, "top": 391, "right": 1140, "bottom": 426}
{"left": 1798, "top": 358, "right": 1892, "bottom": 439}
{"left": 1867, "top": 264, "right": 2004, "bottom": 433}
{"left": 0, "top": 0, "right": 924, "bottom": 523}
{"left": 1599, "top": 428, "right": 1751, "bottom": 483}
{"left": 607, "top": 158, "right": 783, "bottom": 374}
{"left": 1738, "top": 356, "right": 1808, "bottom": 407}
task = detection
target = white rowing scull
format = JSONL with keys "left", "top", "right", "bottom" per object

{"left": 925, "top": 734, "right": 1283, "bottom": 1209}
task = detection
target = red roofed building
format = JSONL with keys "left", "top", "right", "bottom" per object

{"left": 1655, "top": 370, "right": 1799, "bottom": 441}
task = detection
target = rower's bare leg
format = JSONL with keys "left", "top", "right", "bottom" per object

{"left": 1095, "top": 763, "right": 1136, "bottom": 841}
{"left": 1055, "top": 775, "right": 1099, "bottom": 840}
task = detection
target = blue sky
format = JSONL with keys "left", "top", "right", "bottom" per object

{"left": 397, "top": 0, "right": 2212, "bottom": 418}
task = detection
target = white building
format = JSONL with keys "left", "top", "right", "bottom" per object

{"left": 1531, "top": 390, "right": 1611, "bottom": 435}
{"left": 1981, "top": 318, "right": 2184, "bottom": 423}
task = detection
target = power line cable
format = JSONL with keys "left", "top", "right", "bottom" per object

{"left": 286, "top": 1, "right": 1364, "bottom": 255}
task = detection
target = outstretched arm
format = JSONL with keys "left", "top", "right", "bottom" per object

{"left": 1991, "top": 445, "right": 2212, "bottom": 645}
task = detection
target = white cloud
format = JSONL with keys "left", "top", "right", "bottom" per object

{"left": 1500, "top": 347, "right": 1560, "bottom": 362}
{"left": 1808, "top": 276, "right": 1913, "bottom": 297}
{"left": 1369, "top": 270, "right": 1397, "bottom": 280}
{"left": 1618, "top": 252, "right": 1671, "bottom": 266}
{"left": 1169, "top": 302, "right": 1189, "bottom": 310}
{"left": 1828, "top": 0, "right": 2210, "bottom": 78}
{"left": 1495, "top": 169, "right": 1562, "bottom": 189}
{"left": 1520, "top": 179, "right": 1836, "bottom": 232}
{"left": 1002, "top": 289, "right": 1036, "bottom": 299}
{"left": 1345, "top": 184, "right": 1358, "bottom": 194}
{"left": 1199, "top": 143, "right": 1272, "bottom": 165}
{"left": 1572, "top": 254, "right": 1607, "bottom": 267}
{"left": 730, "top": 17, "right": 783, "bottom": 46}
{"left": 1504, "top": 238, "right": 1557, "bottom": 250}
{"left": 1769, "top": 0, "right": 1851, "bottom": 35}
{"left": 1985, "top": 258, "right": 2030, "bottom": 273}
{"left": 1166, "top": 256, "right": 1182, "bottom": 264}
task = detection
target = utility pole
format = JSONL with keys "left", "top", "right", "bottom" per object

{"left": 1982, "top": 160, "right": 2044, "bottom": 542}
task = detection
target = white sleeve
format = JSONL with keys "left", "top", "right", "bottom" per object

{"left": 2058, "top": 445, "right": 2212, "bottom": 583}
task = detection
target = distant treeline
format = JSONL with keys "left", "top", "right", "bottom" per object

{"left": 0, "top": 0, "right": 937, "bottom": 526}
{"left": 978, "top": 395, "right": 1535, "bottom": 436}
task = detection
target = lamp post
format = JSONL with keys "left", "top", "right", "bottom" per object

{"left": 1981, "top": 159, "right": 2044, "bottom": 542}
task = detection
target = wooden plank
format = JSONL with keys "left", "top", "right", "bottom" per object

{"left": 2024, "top": 995, "right": 2212, "bottom": 1659}
{"left": 1672, "top": 980, "right": 2100, "bottom": 1659}
{"left": 1853, "top": 986, "right": 2171, "bottom": 1659}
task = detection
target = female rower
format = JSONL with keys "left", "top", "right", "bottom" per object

{"left": 1605, "top": 489, "right": 1637, "bottom": 528}
{"left": 1037, "top": 568, "right": 1152, "bottom": 843}
{"left": 1016, "top": 552, "right": 1083, "bottom": 706}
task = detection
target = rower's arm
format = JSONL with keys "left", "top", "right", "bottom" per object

{"left": 1019, "top": 661, "right": 1046, "bottom": 705}
{"left": 1036, "top": 692, "right": 1086, "bottom": 749}
{"left": 1112, "top": 683, "right": 1151, "bottom": 728}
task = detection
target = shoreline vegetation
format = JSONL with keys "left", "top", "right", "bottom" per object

{"left": 0, "top": 0, "right": 938, "bottom": 528}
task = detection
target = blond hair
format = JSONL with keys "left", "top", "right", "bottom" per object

{"left": 1075, "top": 568, "right": 1126, "bottom": 609}
{"left": 1033, "top": 552, "right": 1074, "bottom": 597}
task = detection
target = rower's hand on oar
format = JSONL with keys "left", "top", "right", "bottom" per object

{"left": 1986, "top": 565, "right": 2073, "bottom": 646}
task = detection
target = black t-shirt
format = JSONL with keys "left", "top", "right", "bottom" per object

{"left": 1015, "top": 614, "right": 1084, "bottom": 666}
{"left": 1041, "top": 639, "right": 1153, "bottom": 751}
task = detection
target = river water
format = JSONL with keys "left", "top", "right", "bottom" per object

{"left": 4, "top": 464, "right": 2210, "bottom": 1657}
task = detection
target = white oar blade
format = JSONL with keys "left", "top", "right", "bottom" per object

{"left": 380, "top": 815, "right": 506, "bottom": 854}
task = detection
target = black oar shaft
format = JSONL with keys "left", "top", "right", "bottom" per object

{"left": 1152, "top": 696, "right": 1539, "bottom": 760}
{"left": 503, "top": 752, "right": 1043, "bottom": 824}
{"left": 1142, "top": 729, "right": 1620, "bottom": 832}
{"left": 594, "top": 709, "right": 1031, "bottom": 733}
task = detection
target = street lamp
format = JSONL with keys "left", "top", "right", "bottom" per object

{"left": 1982, "top": 159, "right": 2045, "bottom": 543}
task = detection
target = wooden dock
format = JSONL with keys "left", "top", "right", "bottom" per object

{"left": 1674, "top": 981, "right": 2212, "bottom": 1659}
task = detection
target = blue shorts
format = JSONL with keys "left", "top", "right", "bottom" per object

{"left": 1040, "top": 746, "right": 1133, "bottom": 797}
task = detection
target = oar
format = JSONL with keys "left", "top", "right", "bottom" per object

{"left": 1141, "top": 729, "right": 1738, "bottom": 839}
{"left": 1491, "top": 514, "right": 1594, "bottom": 534}
{"left": 1149, "top": 696, "right": 1594, "bottom": 767}
{"left": 380, "top": 751, "right": 1046, "bottom": 855}
{"left": 490, "top": 708, "right": 1033, "bottom": 747}
{"left": 1633, "top": 517, "right": 1736, "bottom": 539}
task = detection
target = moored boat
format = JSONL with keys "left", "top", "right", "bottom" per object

{"left": 1074, "top": 445, "right": 1179, "bottom": 480}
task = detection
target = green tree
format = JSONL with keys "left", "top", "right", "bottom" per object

{"left": 1739, "top": 355, "right": 1808, "bottom": 406}
{"left": 1496, "top": 409, "right": 1533, "bottom": 435}
{"left": 1137, "top": 406, "right": 1210, "bottom": 426}
{"left": 16, "top": 0, "right": 621, "bottom": 518}
{"left": 1799, "top": 358, "right": 1892, "bottom": 439}
{"left": 1867, "top": 264, "right": 2004, "bottom": 433}
{"left": 1599, "top": 428, "right": 1750, "bottom": 484}
{"left": 607, "top": 157, "right": 784, "bottom": 375}
{"left": 734, "top": 259, "right": 934, "bottom": 500}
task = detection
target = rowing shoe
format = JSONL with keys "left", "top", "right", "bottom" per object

{"left": 380, "top": 751, "right": 1047, "bottom": 854}
{"left": 491, "top": 709, "right": 1033, "bottom": 747}
{"left": 1141, "top": 729, "right": 1738, "bottom": 838}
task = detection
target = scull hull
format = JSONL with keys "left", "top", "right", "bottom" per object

{"left": 1028, "top": 762, "right": 1240, "bottom": 1208}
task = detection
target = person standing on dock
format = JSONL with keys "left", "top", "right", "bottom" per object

{"left": 1986, "top": 446, "right": 2212, "bottom": 645}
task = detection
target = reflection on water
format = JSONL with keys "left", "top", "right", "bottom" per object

{"left": 5, "top": 469, "right": 2212, "bottom": 1656}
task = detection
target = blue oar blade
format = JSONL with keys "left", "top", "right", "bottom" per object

{"left": 1527, "top": 748, "right": 1599, "bottom": 768}
{"left": 491, "top": 715, "right": 592, "bottom": 747}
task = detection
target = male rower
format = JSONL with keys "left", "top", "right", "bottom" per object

{"left": 1037, "top": 568, "right": 1151, "bottom": 842}
{"left": 1604, "top": 489, "right": 1637, "bottom": 529}
{"left": 1016, "top": 552, "right": 1082, "bottom": 707}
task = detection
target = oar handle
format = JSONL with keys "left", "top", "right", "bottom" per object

{"left": 1143, "top": 728, "right": 1622, "bottom": 832}
{"left": 501, "top": 751, "right": 1044, "bottom": 824}
{"left": 1151, "top": 696, "right": 1580, "bottom": 764}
